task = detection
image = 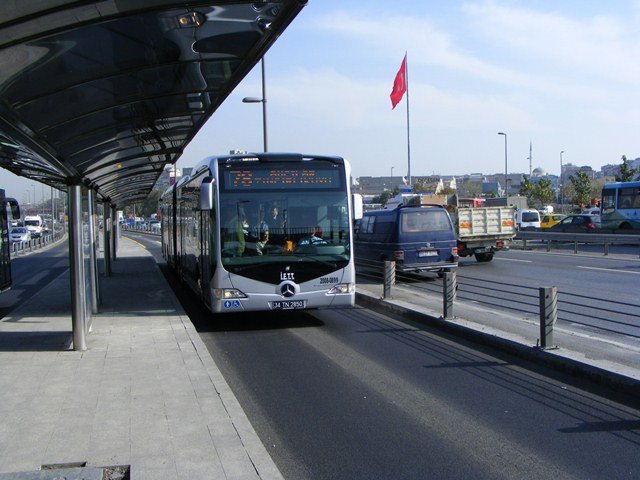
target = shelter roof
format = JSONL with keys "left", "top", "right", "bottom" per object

{"left": 0, "top": 1, "right": 305, "bottom": 207}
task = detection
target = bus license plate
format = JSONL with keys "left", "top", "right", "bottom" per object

{"left": 417, "top": 250, "right": 438, "bottom": 257}
{"left": 272, "top": 300, "right": 306, "bottom": 310}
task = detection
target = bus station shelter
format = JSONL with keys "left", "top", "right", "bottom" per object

{"left": 0, "top": 1, "right": 306, "bottom": 349}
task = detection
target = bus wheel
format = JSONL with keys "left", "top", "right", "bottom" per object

{"left": 620, "top": 222, "right": 632, "bottom": 230}
{"left": 475, "top": 252, "right": 494, "bottom": 262}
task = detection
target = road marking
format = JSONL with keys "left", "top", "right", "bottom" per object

{"left": 495, "top": 257, "right": 532, "bottom": 263}
{"left": 577, "top": 265, "right": 640, "bottom": 275}
{"left": 124, "top": 236, "right": 147, "bottom": 249}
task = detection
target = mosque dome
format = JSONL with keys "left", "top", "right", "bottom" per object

{"left": 532, "top": 167, "right": 547, "bottom": 177}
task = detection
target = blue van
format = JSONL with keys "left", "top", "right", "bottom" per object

{"left": 354, "top": 205, "right": 458, "bottom": 274}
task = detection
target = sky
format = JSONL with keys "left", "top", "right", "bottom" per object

{"left": 2, "top": 0, "right": 639, "bottom": 204}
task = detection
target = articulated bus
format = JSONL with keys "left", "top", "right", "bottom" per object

{"left": 0, "top": 189, "right": 20, "bottom": 292}
{"left": 601, "top": 181, "right": 640, "bottom": 230}
{"left": 161, "top": 153, "right": 363, "bottom": 314}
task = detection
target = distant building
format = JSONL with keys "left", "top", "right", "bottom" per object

{"left": 562, "top": 163, "right": 595, "bottom": 183}
{"left": 601, "top": 158, "right": 640, "bottom": 179}
{"left": 155, "top": 165, "right": 183, "bottom": 190}
{"left": 351, "top": 159, "right": 636, "bottom": 200}
{"left": 356, "top": 176, "right": 406, "bottom": 195}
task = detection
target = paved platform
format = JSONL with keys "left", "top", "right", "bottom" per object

{"left": 0, "top": 238, "right": 283, "bottom": 480}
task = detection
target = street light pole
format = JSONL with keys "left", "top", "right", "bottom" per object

{"left": 498, "top": 132, "right": 507, "bottom": 196}
{"left": 559, "top": 150, "right": 565, "bottom": 212}
{"left": 242, "top": 57, "right": 268, "bottom": 152}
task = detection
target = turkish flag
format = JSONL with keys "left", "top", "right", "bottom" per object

{"left": 390, "top": 55, "right": 407, "bottom": 109}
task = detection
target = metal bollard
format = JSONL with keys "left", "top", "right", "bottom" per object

{"left": 383, "top": 260, "right": 395, "bottom": 299}
{"left": 539, "top": 286, "right": 558, "bottom": 349}
{"left": 442, "top": 270, "right": 456, "bottom": 319}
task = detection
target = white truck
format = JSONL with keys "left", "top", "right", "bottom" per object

{"left": 23, "top": 215, "right": 44, "bottom": 238}
{"left": 385, "top": 193, "right": 516, "bottom": 262}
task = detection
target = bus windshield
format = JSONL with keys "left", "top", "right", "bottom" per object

{"left": 217, "top": 160, "right": 351, "bottom": 268}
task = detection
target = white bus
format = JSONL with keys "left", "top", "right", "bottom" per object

{"left": 601, "top": 181, "right": 640, "bottom": 230}
{"left": 161, "top": 153, "right": 362, "bottom": 313}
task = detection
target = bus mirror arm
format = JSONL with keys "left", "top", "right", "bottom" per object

{"left": 352, "top": 194, "right": 363, "bottom": 221}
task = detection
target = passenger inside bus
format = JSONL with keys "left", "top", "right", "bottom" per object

{"left": 244, "top": 209, "right": 269, "bottom": 255}
{"left": 297, "top": 226, "right": 327, "bottom": 246}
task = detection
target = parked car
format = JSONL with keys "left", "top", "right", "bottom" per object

{"left": 549, "top": 214, "right": 600, "bottom": 232}
{"left": 540, "top": 214, "right": 566, "bottom": 229}
{"left": 9, "top": 227, "right": 31, "bottom": 243}
{"left": 149, "top": 220, "right": 161, "bottom": 232}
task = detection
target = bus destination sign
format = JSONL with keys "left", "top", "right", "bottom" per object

{"left": 224, "top": 167, "right": 341, "bottom": 190}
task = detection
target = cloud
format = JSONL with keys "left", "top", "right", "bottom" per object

{"left": 461, "top": 1, "right": 640, "bottom": 83}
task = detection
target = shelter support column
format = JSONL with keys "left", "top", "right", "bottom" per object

{"left": 68, "top": 182, "right": 87, "bottom": 351}
{"left": 112, "top": 209, "right": 120, "bottom": 260}
{"left": 103, "top": 201, "right": 112, "bottom": 277}
{"left": 88, "top": 189, "right": 99, "bottom": 316}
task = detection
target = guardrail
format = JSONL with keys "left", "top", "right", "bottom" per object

{"left": 515, "top": 230, "right": 640, "bottom": 256}
{"left": 356, "top": 256, "right": 640, "bottom": 346}
{"left": 121, "top": 225, "right": 161, "bottom": 235}
{"left": 10, "top": 229, "right": 66, "bottom": 256}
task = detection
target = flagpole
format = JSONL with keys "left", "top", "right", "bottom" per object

{"left": 404, "top": 51, "right": 411, "bottom": 187}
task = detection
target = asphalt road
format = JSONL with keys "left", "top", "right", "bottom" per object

{"left": 190, "top": 301, "right": 640, "bottom": 480}
{"left": 0, "top": 240, "right": 68, "bottom": 319}
{"left": 124, "top": 233, "right": 640, "bottom": 480}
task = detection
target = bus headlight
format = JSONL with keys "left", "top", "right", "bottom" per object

{"left": 214, "top": 288, "right": 247, "bottom": 299}
{"left": 327, "top": 283, "right": 354, "bottom": 295}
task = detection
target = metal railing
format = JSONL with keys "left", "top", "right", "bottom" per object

{"left": 10, "top": 228, "right": 66, "bottom": 256}
{"left": 515, "top": 230, "right": 640, "bottom": 256}
{"left": 356, "top": 257, "right": 640, "bottom": 346}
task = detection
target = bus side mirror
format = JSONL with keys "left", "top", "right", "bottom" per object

{"left": 199, "top": 177, "right": 215, "bottom": 210}
{"left": 352, "top": 194, "right": 363, "bottom": 221}
{"left": 7, "top": 198, "right": 20, "bottom": 219}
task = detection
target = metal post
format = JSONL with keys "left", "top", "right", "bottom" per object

{"left": 87, "top": 189, "right": 99, "bottom": 316}
{"left": 383, "top": 260, "right": 395, "bottom": 299}
{"left": 112, "top": 208, "right": 120, "bottom": 260}
{"left": 103, "top": 201, "right": 112, "bottom": 276}
{"left": 68, "top": 183, "right": 87, "bottom": 351}
{"left": 539, "top": 286, "right": 557, "bottom": 349}
{"left": 443, "top": 270, "right": 456, "bottom": 319}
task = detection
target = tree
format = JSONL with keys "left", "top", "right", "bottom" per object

{"left": 568, "top": 172, "right": 592, "bottom": 207}
{"left": 373, "top": 190, "right": 393, "bottom": 206}
{"left": 532, "top": 178, "right": 554, "bottom": 208}
{"left": 142, "top": 189, "right": 163, "bottom": 218}
{"left": 519, "top": 175, "right": 534, "bottom": 200}
{"left": 616, "top": 155, "right": 638, "bottom": 182}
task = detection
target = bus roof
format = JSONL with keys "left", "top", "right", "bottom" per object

{"left": 603, "top": 181, "right": 640, "bottom": 189}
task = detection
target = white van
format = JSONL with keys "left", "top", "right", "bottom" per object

{"left": 514, "top": 209, "right": 540, "bottom": 230}
{"left": 24, "top": 215, "right": 44, "bottom": 238}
